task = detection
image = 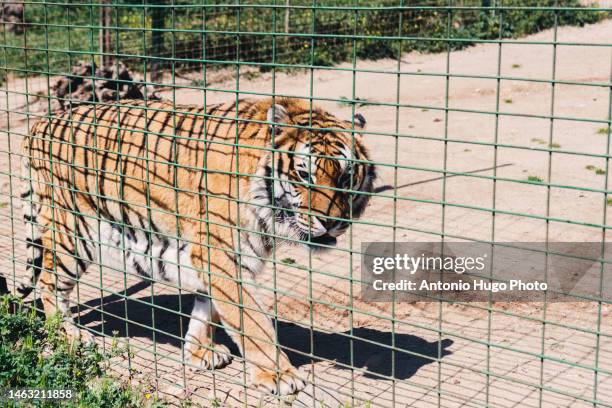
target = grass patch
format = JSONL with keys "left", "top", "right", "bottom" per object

{"left": 190, "top": 79, "right": 207, "bottom": 88}
{"left": 503, "top": 98, "right": 513, "bottom": 104}
{"left": 597, "top": 127, "right": 610, "bottom": 135}
{"left": 527, "top": 175, "right": 543, "bottom": 183}
{"left": 0, "top": 296, "right": 162, "bottom": 407}
{"left": 281, "top": 257, "right": 296, "bottom": 265}
{"left": 607, "top": 198, "right": 612, "bottom": 206}
{"left": 530, "top": 138, "right": 559, "bottom": 149}
{"left": 337, "top": 96, "right": 369, "bottom": 108}
{"left": 586, "top": 165, "right": 606, "bottom": 175}
{"left": 511, "top": 63, "right": 521, "bottom": 69}
{"left": 241, "top": 70, "right": 263, "bottom": 81}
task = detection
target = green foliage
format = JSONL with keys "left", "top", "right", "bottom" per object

{"left": 586, "top": 165, "right": 606, "bottom": 175}
{"left": 0, "top": 296, "right": 163, "bottom": 408}
{"left": 281, "top": 257, "right": 296, "bottom": 265}
{"left": 527, "top": 175, "right": 544, "bottom": 183}
{"left": 597, "top": 127, "right": 610, "bottom": 135}
{"left": 0, "top": 1, "right": 608, "bottom": 77}
{"left": 338, "top": 96, "right": 369, "bottom": 107}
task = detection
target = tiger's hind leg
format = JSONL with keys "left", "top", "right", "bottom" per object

{"left": 185, "top": 296, "right": 232, "bottom": 369}
{"left": 37, "top": 219, "right": 95, "bottom": 344}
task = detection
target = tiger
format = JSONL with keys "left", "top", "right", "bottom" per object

{"left": 14, "top": 97, "right": 375, "bottom": 395}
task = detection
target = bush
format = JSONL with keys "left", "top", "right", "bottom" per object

{"left": 0, "top": 296, "right": 163, "bottom": 408}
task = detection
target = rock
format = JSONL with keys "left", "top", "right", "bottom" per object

{"left": 1, "top": 3, "right": 24, "bottom": 34}
{"left": 51, "top": 61, "right": 161, "bottom": 110}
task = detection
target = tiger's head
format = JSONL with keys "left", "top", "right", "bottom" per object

{"left": 253, "top": 98, "right": 376, "bottom": 250}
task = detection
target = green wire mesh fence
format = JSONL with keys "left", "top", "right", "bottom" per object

{"left": 1, "top": 1, "right": 612, "bottom": 407}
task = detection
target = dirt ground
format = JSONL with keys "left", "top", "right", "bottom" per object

{"left": 1, "top": 18, "right": 612, "bottom": 408}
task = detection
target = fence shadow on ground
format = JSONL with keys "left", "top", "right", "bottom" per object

{"left": 76, "top": 283, "right": 453, "bottom": 381}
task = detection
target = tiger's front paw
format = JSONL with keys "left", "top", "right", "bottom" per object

{"left": 61, "top": 321, "right": 94, "bottom": 345}
{"left": 189, "top": 343, "right": 233, "bottom": 370}
{"left": 252, "top": 365, "right": 306, "bottom": 395}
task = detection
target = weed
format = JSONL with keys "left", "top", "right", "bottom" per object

{"left": 281, "top": 257, "right": 296, "bottom": 265}
{"left": 0, "top": 295, "right": 162, "bottom": 407}
{"left": 337, "top": 96, "right": 369, "bottom": 107}
{"left": 191, "top": 79, "right": 207, "bottom": 88}
{"left": 527, "top": 175, "right": 543, "bottom": 183}
{"left": 511, "top": 63, "right": 521, "bottom": 69}
{"left": 585, "top": 165, "right": 606, "bottom": 175}
{"left": 597, "top": 127, "right": 610, "bottom": 135}
{"left": 241, "top": 70, "right": 262, "bottom": 81}
{"left": 504, "top": 99, "right": 513, "bottom": 104}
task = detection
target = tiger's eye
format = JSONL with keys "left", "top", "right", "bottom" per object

{"left": 297, "top": 170, "right": 310, "bottom": 182}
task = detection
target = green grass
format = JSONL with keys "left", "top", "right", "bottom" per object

{"left": 527, "top": 175, "right": 544, "bottom": 183}
{"left": 241, "top": 70, "right": 262, "bottom": 81}
{"left": 0, "top": 296, "right": 163, "bottom": 408}
{"left": 190, "top": 79, "right": 207, "bottom": 88}
{"left": 607, "top": 198, "right": 612, "bottom": 206}
{"left": 338, "top": 96, "right": 369, "bottom": 108}
{"left": 586, "top": 165, "right": 606, "bottom": 175}
{"left": 281, "top": 257, "right": 296, "bottom": 265}
{"left": 530, "top": 138, "right": 560, "bottom": 149}
{"left": 504, "top": 98, "right": 513, "bottom": 104}
{"left": 511, "top": 63, "right": 521, "bottom": 69}
{"left": 597, "top": 127, "right": 610, "bottom": 135}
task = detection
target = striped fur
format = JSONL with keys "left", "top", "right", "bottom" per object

{"left": 18, "top": 97, "right": 375, "bottom": 395}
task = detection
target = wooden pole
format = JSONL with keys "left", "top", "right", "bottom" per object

{"left": 99, "top": 0, "right": 111, "bottom": 67}
{"left": 284, "top": 0, "right": 290, "bottom": 34}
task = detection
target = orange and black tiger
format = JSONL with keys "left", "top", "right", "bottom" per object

{"left": 14, "top": 97, "right": 375, "bottom": 395}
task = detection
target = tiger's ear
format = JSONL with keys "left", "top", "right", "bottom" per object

{"left": 267, "top": 104, "right": 289, "bottom": 135}
{"left": 354, "top": 113, "right": 367, "bottom": 130}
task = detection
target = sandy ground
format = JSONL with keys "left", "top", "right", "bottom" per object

{"left": 1, "top": 18, "right": 612, "bottom": 408}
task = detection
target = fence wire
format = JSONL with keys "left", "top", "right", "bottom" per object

{"left": 1, "top": 1, "right": 612, "bottom": 407}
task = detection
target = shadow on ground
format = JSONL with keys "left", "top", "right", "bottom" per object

{"left": 77, "top": 282, "right": 453, "bottom": 381}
